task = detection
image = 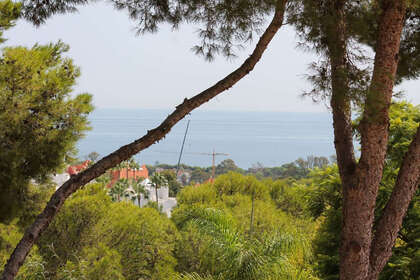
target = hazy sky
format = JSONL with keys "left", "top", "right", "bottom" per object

{"left": 4, "top": 2, "right": 419, "bottom": 112}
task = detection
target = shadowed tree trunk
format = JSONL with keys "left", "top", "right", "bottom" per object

{"left": 0, "top": 1, "right": 288, "bottom": 279}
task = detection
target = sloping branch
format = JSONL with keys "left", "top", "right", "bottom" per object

{"left": 368, "top": 125, "right": 420, "bottom": 280}
{"left": 0, "top": 1, "right": 287, "bottom": 279}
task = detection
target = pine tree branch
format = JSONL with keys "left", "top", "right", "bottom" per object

{"left": 368, "top": 125, "right": 420, "bottom": 280}
{"left": 0, "top": 1, "right": 287, "bottom": 279}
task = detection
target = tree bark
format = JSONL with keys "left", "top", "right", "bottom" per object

{"left": 339, "top": 1, "right": 406, "bottom": 279}
{"left": 0, "top": 2, "right": 287, "bottom": 279}
{"left": 327, "top": 0, "right": 357, "bottom": 193}
{"left": 368, "top": 126, "right": 420, "bottom": 280}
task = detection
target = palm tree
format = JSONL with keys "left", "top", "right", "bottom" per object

{"left": 176, "top": 207, "right": 312, "bottom": 280}
{"left": 109, "top": 179, "right": 129, "bottom": 202}
{"left": 150, "top": 173, "right": 167, "bottom": 204}
{"left": 131, "top": 177, "right": 147, "bottom": 207}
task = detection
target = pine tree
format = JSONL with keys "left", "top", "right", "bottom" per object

{"left": 3, "top": 1, "right": 420, "bottom": 279}
{"left": 0, "top": 40, "right": 93, "bottom": 223}
{"left": 288, "top": 1, "right": 419, "bottom": 279}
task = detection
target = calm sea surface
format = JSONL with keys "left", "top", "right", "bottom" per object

{"left": 77, "top": 109, "right": 335, "bottom": 168}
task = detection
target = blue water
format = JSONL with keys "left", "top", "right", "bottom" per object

{"left": 77, "top": 109, "right": 335, "bottom": 168}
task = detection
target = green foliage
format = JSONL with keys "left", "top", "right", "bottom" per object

{"left": 56, "top": 243, "right": 125, "bottom": 280}
{"left": 15, "top": 253, "right": 48, "bottom": 280}
{"left": 108, "top": 179, "right": 130, "bottom": 202}
{"left": 267, "top": 178, "right": 308, "bottom": 217}
{"left": 174, "top": 171, "right": 319, "bottom": 280}
{"left": 177, "top": 183, "right": 217, "bottom": 205}
{"left": 248, "top": 156, "right": 329, "bottom": 180}
{"left": 0, "top": 41, "right": 93, "bottom": 222}
{"left": 17, "top": 183, "right": 55, "bottom": 229}
{"left": 0, "top": 0, "right": 20, "bottom": 43}
{"left": 21, "top": 0, "right": 279, "bottom": 60}
{"left": 215, "top": 159, "right": 240, "bottom": 176}
{"left": 21, "top": 183, "right": 179, "bottom": 279}
{"left": 130, "top": 177, "right": 148, "bottom": 206}
{"left": 160, "top": 170, "right": 182, "bottom": 197}
{"left": 305, "top": 166, "right": 341, "bottom": 219}
{"left": 149, "top": 156, "right": 328, "bottom": 186}
{"left": 305, "top": 168, "right": 342, "bottom": 279}
{"left": 111, "top": 0, "right": 278, "bottom": 60}
{"left": 20, "top": 0, "right": 89, "bottom": 26}
{"left": 173, "top": 206, "right": 316, "bottom": 280}
{"left": 95, "top": 204, "right": 178, "bottom": 280}
{"left": 0, "top": 223, "right": 47, "bottom": 279}
{"left": 288, "top": 0, "right": 371, "bottom": 104}
{"left": 85, "top": 151, "right": 100, "bottom": 162}
{"left": 0, "top": 223, "right": 22, "bottom": 269}
{"left": 387, "top": 101, "right": 420, "bottom": 166}
{"left": 213, "top": 172, "right": 269, "bottom": 200}
{"left": 190, "top": 168, "right": 211, "bottom": 184}
{"left": 113, "top": 157, "right": 140, "bottom": 170}
{"left": 308, "top": 102, "right": 420, "bottom": 279}
{"left": 38, "top": 184, "right": 111, "bottom": 274}
{"left": 150, "top": 172, "right": 168, "bottom": 203}
{"left": 288, "top": 0, "right": 420, "bottom": 105}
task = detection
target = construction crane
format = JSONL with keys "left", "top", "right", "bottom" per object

{"left": 196, "top": 149, "right": 229, "bottom": 179}
{"left": 152, "top": 149, "right": 229, "bottom": 179}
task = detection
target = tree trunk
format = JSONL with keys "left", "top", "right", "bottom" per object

{"left": 155, "top": 186, "right": 159, "bottom": 204}
{"left": 0, "top": 2, "right": 287, "bottom": 279}
{"left": 250, "top": 192, "right": 255, "bottom": 238}
{"left": 368, "top": 126, "right": 420, "bottom": 279}
{"left": 327, "top": 0, "right": 357, "bottom": 194}
{"left": 338, "top": 1, "right": 407, "bottom": 279}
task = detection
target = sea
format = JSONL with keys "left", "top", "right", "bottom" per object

{"left": 76, "top": 109, "right": 335, "bottom": 169}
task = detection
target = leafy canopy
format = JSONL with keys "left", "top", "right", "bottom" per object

{"left": 0, "top": 40, "right": 93, "bottom": 222}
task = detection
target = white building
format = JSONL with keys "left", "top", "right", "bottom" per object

{"left": 128, "top": 178, "right": 177, "bottom": 217}
{"left": 51, "top": 173, "right": 70, "bottom": 188}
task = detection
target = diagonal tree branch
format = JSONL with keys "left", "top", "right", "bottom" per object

{"left": 368, "top": 125, "right": 420, "bottom": 280}
{"left": 0, "top": 1, "right": 288, "bottom": 279}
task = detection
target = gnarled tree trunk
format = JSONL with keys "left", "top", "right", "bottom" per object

{"left": 0, "top": 1, "right": 288, "bottom": 279}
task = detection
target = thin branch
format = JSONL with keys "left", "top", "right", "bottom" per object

{"left": 369, "top": 125, "right": 420, "bottom": 280}
{"left": 0, "top": 1, "right": 287, "bottom": 279}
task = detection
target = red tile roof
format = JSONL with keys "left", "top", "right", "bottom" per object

{"left": 67, "top": 160, "right": 91, "bottom": 175}
{"left": 107, "top": 165, "right": 149, "bottom": 188}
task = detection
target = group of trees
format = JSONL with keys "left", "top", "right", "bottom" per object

{"left": 1, "top": 156, "right": 419, "bottom": 280}
{"left": 150, "top": 155, "right": 331, "bottom": 187}
{"left": 0, "top": 184, "right": 179, "bottom": 280}
{"left": 0, "top": 0, "right": 419, "bottom": 279}
{"left": 108, "top": 174, "right": 168, "bottom": 205}
{"left": 0, "top": 172, "right": 319, "bottom": 280}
